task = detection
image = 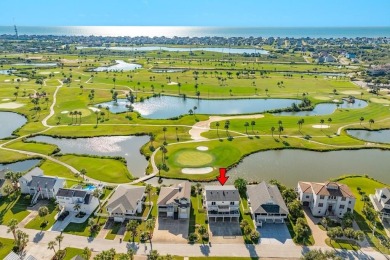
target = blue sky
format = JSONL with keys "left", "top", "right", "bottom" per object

{"left": 0, "top": 0, "right": 389, "bottom": 26}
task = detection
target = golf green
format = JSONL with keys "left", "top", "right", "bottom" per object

{"left": 174, "top": 149, "right": 215, "bottom": 167}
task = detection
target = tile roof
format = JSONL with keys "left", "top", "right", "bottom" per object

{"left": 247, "top": 181, "right": 289, "bottom": 215}
{"left": 157, "top": 181, "right": 191, "bottom": 206}
{"left": 298, "top": 181, "right": 354, "bottom": 198}
{"left": 106, "top": 185, "right": 145, "bottom": 214}
{"left": 205, "top": 185, "right": 240, "bottom": 202}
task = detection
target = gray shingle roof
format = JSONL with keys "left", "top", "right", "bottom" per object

{"left": 247, "top": 181, "right": 289, "bottom": 215}
{"left": 378, "top": 188, "right": 390, "bottom": 205}
{"left": 107, "top": 185, "right": 145, "bottom": 214}
{"left": 157, "top": 181, "right": 191, "bottom": 206}
{"left": 19, "top": 167, "right": 43, "bottom": 183}
{"left": 205, "top": 185, "right": 240, "bottom": 202}
{"left": 30, "top": 175, "right": 61, "bottom": 189}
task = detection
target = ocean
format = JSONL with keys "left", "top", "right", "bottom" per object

{"left": 0, "top": 26, "right": 389, "bottom": 38}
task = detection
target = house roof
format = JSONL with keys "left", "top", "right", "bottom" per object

{"left": 56, "top": 188, "right": 87, "bottom": 198}
{"left": 377, "top": 188, "right": 390, "bottom": 205}
{"left": 157, "top": 181, "right": 191, "bottom": 206}
{"left": 298, "top": 181, "right": 354, "bottom": 198}
{"left": 106, "top": 185, "right": 145, "bottom": 214}
{"left": 205, "top": 185, "right": 240, "bottom": 202}
{"left": 30, "top": 175, "right": 64, "bottom": 190}
{"left": 4, "top": 251, "right": 37, "bottom": 260}
{"left": 247, "top": 181, "right": 289, "bottom": 215}
{"left": 0, "top": 169, "right": 8, "bottom": 179}
{"left": 19, "top": 167, "right": 43, "bottom": 183}
{"left": 71, "top": 256, "right": 85, "bottom": 260}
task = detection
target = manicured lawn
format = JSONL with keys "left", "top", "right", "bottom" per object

{"left": 25, "top": 201, "right": 59, "bottom": 230}
{"left": 338, "top": 176, "right": 390, "bottom": 254}
{"left": 188, "top": 193, "right": 207, "bottom": 243}
{"left": 6, "top": 140, "right": 57, "bottom": 155}
{"left": 57, "top": 154, "right": 133, "bottom": 183}
{"left": 239, "top": 195, "right": 256, "bottom": 243}
{"left": 0, "top": 237, "right": 14, "bottom": 259}
{"left": 63, "top": 247, "right": 85, "bottom": 260}
{"left": 64, "top": 214, "right": 107, "bottom": 237}
{"left": 105, "top": 222, "right": 122, "bottom": 240}
{"left": 0, "top": 195, "right": 30, "bottom": 225}
{"left": 325, "top": 238, "right": 360, "bottom": 250}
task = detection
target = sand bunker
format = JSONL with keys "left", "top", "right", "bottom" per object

{"left": 0, "top": 102, "right": 25, "bottom": 109}
{"left": 2, "top": 98, "right": 10, "bottom": 101}
{"left": 312, "top": 124, "right": 330, "bottom": 129}
{"left": 314, "top": 96, "right": 331, "bottom": 101}
{"left": 332, "top": 99, "right": 340, "bottom": 103}
{"left": 4, "top": 79, "right": 11, "bottom": 82}
{"left": 88, "top": 107, "right": 100, "bottom": 112}
{"left": 370, "top": 98, "right": 390, "bottom": 104}
{"left": 39, "top": 72, "right": 51, "bottom": 75}
{"left": 13, "top": 78, "right": 28, "bottom": 82}
{"left": 74, "top": 79, "right": 80, "bottom": 82}
{"left": 196, "top": 146, "right": 209, "bottom": 151}
{"left": 61, "top": 111, "right": 69, "bottom": 114}
{"left": 341, "top": 90, "right": 360, "bottom": 95}
{"left": 182, "top": 167, "right": 213, "bottom": 174}
{"left": 167, "top": 81, "right": 178, "bottom": 85}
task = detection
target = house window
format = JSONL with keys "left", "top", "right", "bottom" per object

{"left": 329, "top": 196, "right": 337, "bottom": 200}
{"left": 318, "top": 203, "right": 323, "bottom": 207}
{"left": 339, "top": 205, "right": 345, "bottom": 209}
{"left": 211, "top": 202, "right": 216, "bottom": 206}
{"left": 349, "top": 201, "right": 352, "bottom": 204}
{"left": 318, "top": 211, "right": 321, "bottom": 214}
{"left": 306, "top": 195, "right": 310, "bottom": 199}
{"left": 320, "top": 195, "right": 325, "bottom": 199}
{"left": 341, "top": 197, "right": 346, "bottom": 201}
{"left": 230, "top": 201, "right": 234, "bottom": 205}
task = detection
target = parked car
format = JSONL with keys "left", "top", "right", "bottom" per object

{"left": 58, "top": 211, "right": 69, "bottom": 221}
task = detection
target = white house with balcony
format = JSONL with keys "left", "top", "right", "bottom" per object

{"left": 297, "top": 181, "right": 355, "bottom": 218}
{"left": 204, "top": 185, "right": 240, "bottom": 222}
{"left": 157, "top": 181, "right": 191, "bottom": 219}
{"left": 247, "top": 181, "right": 289, "bottom": 226}
{"left": 370, "top": 188, "right": 390, "bottom": 220}
{"left": 19, "top": 167, "right": 65, "bottom": 205}
{"left": 106, "top": 185, "right": 145, "bottom": 222}
{"left": 56, "top": 188, "right": 99, "bottom": 214}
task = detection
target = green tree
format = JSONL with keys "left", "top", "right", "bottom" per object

{"left": 234, "top": 178, "right": 248, "bottom": 195}
{"left": 271, "top": 126, "right": 275, "bottom": 137}
{"left": 48, "top": 240, "right": 57, "bottom": 255}
{"left": 301, "top": 249, "right": 340, "bottom": 260}
{"left": 80, "top": 168, "right": 87, "bottom": 180}
{"left": 56, "top": 234, "right": 64, "bottom": 251}
{"left": 369, "top": 119, "right": 375, "bottom": 128}
{"left": 126, "top": 220, "right": 139, "bottom": 242}
{"left": 251, "top": 121, "right": 256, "bottom": 134}
{"left": 7, "top": 219, "right": 19, "bottom": 241}
{"left": 83, "top": 247, "right": 92, "bottom": 260}
{"left": 244, "top": 122, "right": 249, "bottom": 135}
{"left": 15, "top": 230, "right": 29, "bottom": 252}
{"left": 38, "top": 206, "right": 49, "bottom": 227}
{"left": 360, "top": 116, "right": 364, "bottom": 125}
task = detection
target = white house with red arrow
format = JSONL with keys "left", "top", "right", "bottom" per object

{"left": 203, "top": 185, "right": 240, "bottom": 222}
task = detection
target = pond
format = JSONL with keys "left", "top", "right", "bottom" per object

{"left": 0, "top": 112, "right": 27, "bottom": 139}
{"left": 13, "top": 63, "right": 58, "bottom": 67}
{"left": 79, "top": 46, "right": 269, "bottom": 55}
{"left": 228, "top": 149, "right": 390, "bottom": 187}
{"left": 151, "top": 69, "right": 187, "bottom": 73}
{"left": 0, "top": 159, "right": 41, "bottom": 172}
{"left": 97, "top": 96, "right": 301, "bottom": 119}
{"left": 347, "top": 129, "right": 390, "bottom": 144}
{"left": 27, "top": 135, "right": 149, "bottom": 177}
{"left": 0, "top": 70, "right": 15, "bottom": 75}
{"left": 92, "top": 60, "right": 142, "bottom": 72}
{"left": 279, "top": 99, "right": 368, "bottom": 116}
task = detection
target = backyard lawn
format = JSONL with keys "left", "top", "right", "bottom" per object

{"left": 63, "top": 247, "right": 85, "bottom": 260}
{"left": 0, "top": 195, "right": 30, "bottom": 225}
{"left": 25, "top": 201, "right": 59, "bottom": 230}
{"left": 0, "top": 237, "right": 14, "bottom": 259}
{"left": 188, "top": 193, "right": 207, "bottom": 243}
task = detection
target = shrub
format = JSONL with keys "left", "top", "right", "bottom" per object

{"left": 188, "top": 232, "right": 198, "bottom": 243}
{"left": 250, "top": 230, "right": 260, "bottom": 243}
{"left": 202, "top": 232, "right": 209, "bottom": 241}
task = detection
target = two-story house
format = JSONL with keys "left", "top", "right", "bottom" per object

{"left": 297, "top": 181, "right": 355, "bottom": 218}
{"left": 19, "top": 167, "right": 65, "bottom": 205}
{"left": 204, "top": 185, "right": 240, "bottom": 222}
{"left": 56, "top": 188, "right": 99, "bottom": 214}
{"left": 370, "top": 187, "right": 390, "bottom": 220}
{"left": 247, "top": 181, "right": 289, "bottom": 226}
{"left": 157, "top": 181, "right": 191, "bottom": 219}
{"left": 106, "top": 185, "right": 145, "bottom": 222}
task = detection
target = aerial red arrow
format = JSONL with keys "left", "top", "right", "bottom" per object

{"left": 217, "top": 168, "right": 229, "bottom": 186}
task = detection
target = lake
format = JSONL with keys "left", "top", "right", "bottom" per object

{"left": 347, "top": 129, "right": 390, "bottom": 144}
{"left": 0, "top": 70, "right": 15, "bottom": 75}
{"left": 279, "top": 99, "right": 368, "bottom": 116}
{"left": 13, "top": 63, "right": 58, "bottom": 67}
{"left": 92, "top": 60, "right": 142, "bottom": 72}
{"left": 0, "top": 112, "right": 27, "bottom": 139}
{"left": 27, "top": 135, "right": 149, "bottom": 177}
{"left": 0, "top": 159, "right": 41, "bottom": 172}
{"left": 97, "top": 96, "right": 301, "bottom": 119}
{"left": 228, "top": 149, "right": 390, "bottom": 187}
{"left": 151, "top": 69, "right": 187, "bottom": 73}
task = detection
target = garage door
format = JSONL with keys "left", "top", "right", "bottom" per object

{"left": 179, "top": 213, "right": 188, "bottom": 219}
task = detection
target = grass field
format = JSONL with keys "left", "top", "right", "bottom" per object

{"left": 325, "top": 238, "right": 360, "bottom": 250}
{"left": 0, "top": 237, "right": 14, "bottom": 259}
{"left": 0, "top": 195, "right": 30, "bottom": 225}
{"left": 25, "top": 201, "right": 58, "bottom": 231}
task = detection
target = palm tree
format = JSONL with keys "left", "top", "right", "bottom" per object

{"left": 93, "top": 188, "right": 102, "bottom": 209}
{"left": 234, "top": 178, "right": 248, "bottom": 195}
{"left": 145, "top": 218, "right": 155, "bottom": 243}
{"left": 127, "top": 248, "right": 135, "bottom": 260}
{"left": 216, "top": 122, "right": 220, "bottom": 137}
{"left": 162, "top": 127, "right": 167, "bottom": 142}
{"left": 265, "top": 88, "right": 269, "bottom": 96}
{"left": 193, "top": 106, "right": 197, "bottom": 117}
{"left": 251, "top": 121, "right": 256, "bottom": 134}
{"left": 78, "top": 111, "right": 82, "bottom": 125}
{"left": 278, "top": 120, "right": 283, "bottom": 127}
{"left": 48, "top": 240, "right": 57, "bottom": 255}
{"left": 369, "top": 119, "right": 375, "bottom": 128}
{"left": 74, "top": 203, "right": 81, "bottom": 215}
{"left": 145, "top": 184, "right": 152, "bottom": 203}
{"left": 38, "top": 206, "right": 49, "bottom": 227}
{"left": 16, "top": 230, "right": 29, "bottom": 252}
{"left": 57, "top": 116, "right": 61, "bottom": 125}
{"left": 278, "top": 125, "right": 284, "bottom": 138}
{"left": 320, "top": 119, "right": 325, "bottom": 128}
{"left": 224, "top": 121, "right": 230, "bottom": 136}
{"left": 7, "top": 219, "right": 19, "bottom": 241}
{"left": 5, "top": 171, "right": 22, "bottom": 191}
{"left": 112, "top": 77, "right": 116, "bottom": 88}
{"left": 126, "top": 220, "right": 139, "bottom": 242}
{"left": 83, "top": 247, "right": 92, "bottom": 260}
{"left": 69, "top": 111, "right": 74, "bottom": 125}
{"left": 105, "top": 106, "right": 110, "bottom": 120}
{"left": 157, "top": 163, "right": 162, "bottom": 177}
{"left": 360, "top": 117, "right": 364, "bottom": 126}
{"left": 94, "top": 111, "right": 99, "bottom": 126}
{"left": 271, "top": 126, "right": 275, "bottom": 137}
{"left": 327, "top": 118, "right": 332, "bottom": 127}
{"left": 56, "top": 234, "right": 64, "bottom": 251}
{"left": 80, "top": 168, "right": 87, "bottom": 180}
{"left": 244, "top": 122, "right": 249, "bottom": 135}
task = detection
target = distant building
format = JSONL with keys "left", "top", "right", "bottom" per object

{"left": 297, "top": 181, "right": 355, "bottom": 218}
{"left": 4, "top": 251, "right": 37, "bottom": 260}
{"left": 345, "top": 53, "right": 356, "bottom": 59}
{"left": 247, "top": 181, "right": 289, "bottom": 226}
{"left": 56, "top": 188, "right": 99, "bottom": 214}
{"left": 106, "top": 185, "right": 145, "bottom": 222}
{"left": 370, "top": 188, "right": 390, "bottom": 220}
{"left": 204, "top": 185, "right": 240, "bottom": 222}
{"left": 157, "top": 181, "right": 191, "bottom": 219}
{"left": 19, "top": 168, "right": 65, "bottom": 204}
{"left": 0, "top": 169, "right": 7, "bottom": 197}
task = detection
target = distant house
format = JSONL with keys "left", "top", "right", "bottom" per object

{"left": 19, "top": 167, "right": 65, "bottom": 204}
{"left": 204, "top": 185, "right": 240, "bottom": 222}
{"left": 157, "top": 181, "right": 191, "bottom": 219}
{"left": 370, "top": 188, "right": 390, "bottom": 220}
{"left": 297, "top": 181, "right": 355, "bottom": 218}
{"left": 106, "top": 185, "right": 145, "bottom": 222}
{"left": 0, "top": 169, "right": 7, "bottom": 197}
{"left": 56, "top": 188, "right": 99, "bottom": 214}
{"left": 247, "top": 181, "right": 289, "bottom": 226}
{"left": 4, "top": 251, "right": 37, "bottom": 260}
{"left": 345, "top": 53, "right": 356, "bottom": 59}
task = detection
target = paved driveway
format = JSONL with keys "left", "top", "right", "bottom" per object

{"left": 152, "top": 217, "right": 189, "bottom": 243}
{"left": 209, "top": 220, "right": 243, "bottom": 244}
{"left": 257, "top": 223, "right": 294, "bottom": 245}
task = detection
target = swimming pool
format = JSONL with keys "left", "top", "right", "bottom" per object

{"left": 83, "top": 185, "right": 96, "bottom": 191}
